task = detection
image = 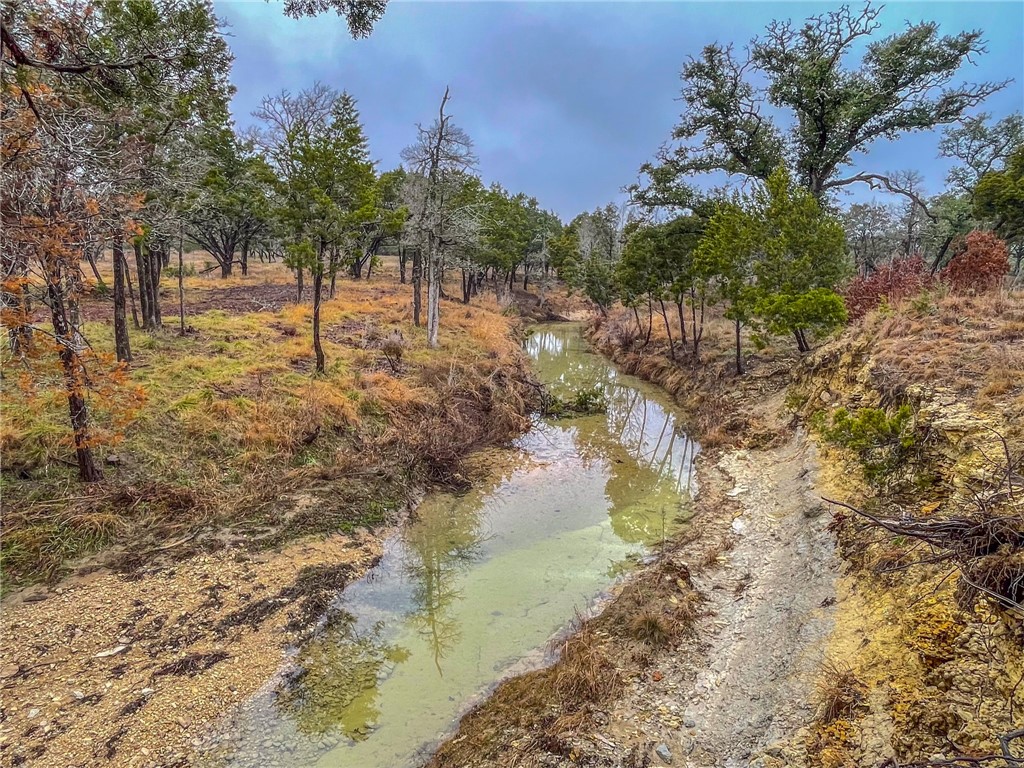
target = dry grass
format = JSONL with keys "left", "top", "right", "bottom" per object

{"left": 814, "top": 659, "right": 866, "bottom": 723}
{"left": 1, "top": 254, "right": 535, "bottom": 587}
{"left": 586, "top": 307, "right": 796, "bottom": 451}
{"left": 863, "top": 290, "right": 1024, "bottom": 416}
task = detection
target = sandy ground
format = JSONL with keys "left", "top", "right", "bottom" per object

{"left": 0, "top": 530, "right": 384, "bottom": 768}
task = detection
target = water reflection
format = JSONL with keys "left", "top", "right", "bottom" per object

{"left": 402, "top": 495, "right": 487, "bottom": 675}
{"left": 199, "top": 324, "right": 698, "bottom": 768}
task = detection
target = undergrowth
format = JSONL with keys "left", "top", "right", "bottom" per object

{"left": 815, "top": 404, "right": 920, "bottom": 487}
{"left": 0, "top": 262, "right": 536, "bottom": 588}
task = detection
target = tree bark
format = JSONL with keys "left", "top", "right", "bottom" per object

{"left": 123, "top": 250, "right": 139, "bottom": 329}
{"left": 112, "top": 240, "right": 132, "bottom": 363}
{"left": 735, "top": 318, "right": 744, "bottom": 375}
{"left": 84, "top": 244, "right": 106, "bottom": 290}
{"left": 691, "top": 292, "right": 704, "bottom": 357}
{"left": 412, "top": 247, "right": 422, "bottom": 327}
{"left": 241, "top": 242, "right": 249, "bottom": 276}
{"left": 295, "top": 267, "right": 304, "bottom": 303}
{"left": 178, "top": 228, "right": 186, "bottom": 336}
{"left": 929, "top": 234, "right": 956, "bottom": 275}
{"left": 313, "top": 244, "right": 326, "bottom": 374}
{"left": 399, "top": 246, "right": 407, "bottom": 284}
{"left": 675, "top": 299, "right": 688, "bottom": 346}
{"left": 643, "top": 298, "right": 653, "bottom": 346}
{"left": 658, "top": 300, "right": 675, "bottom": 361}
{"left": 427, "top": 250, "right": 440, "bottom": 348}
{"left": 46, "top": 268, "right": 101, "bottom": 482}
{"left": 133, "top": 241, "right": 151, "bottom": 328}
{"left": 149, "top": 243, "right": 162, "bottom": 328}
{"left": 219, "top": 250, "right": 233, "bottom": 278}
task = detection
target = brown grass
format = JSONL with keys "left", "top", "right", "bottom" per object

{"left": 586, "top": 307, "right": 796, "bottom": 451}
{"left": 814, "top": 659, "right": 866, "bottom": 723}
{"left": 864, "top": 290, "right": 1024, "bottom": 415}
{"left": 1, "top": 254, "right": 536, "bottom": 587}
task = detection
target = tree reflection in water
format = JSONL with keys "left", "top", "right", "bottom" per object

{"left": 528, "top": 325, "right": 698, "bottom": 545}
{"left": 401, "top": 495, "right": 487, "bottom": 675}
{"left": 274, "top": 611, "right": 410, "bottom": 740}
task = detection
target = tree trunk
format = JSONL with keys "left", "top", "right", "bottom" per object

{"left": 523, "top": 267, "right": 528, "bottom": 291}
{"left": 241, "top": 242, "right": 249, "bottom": 276}
{"left": 412, "top": 248, "right": 422, "bottom": 328}
{"left": 123, "top": 250, "right": 139, "bottom": 329}
{"left": 296, "top": 267, "right": 304, "bottom": 303}
{"left": 220, "top": 257, "right": 232, "bottom": 278}
{"left": 133, "top": 241, "right": 151, "bottom": 328}
{"left": 178, "top": 228, "right": 186, "bottom": 336}
{"left": 461, "top": 269, "right": 471, "bottom": 303}
{"left": 84, "top": 244, "right": 106, "bottom": 290}
{"left": 427, "top": 251, "right": 441, "bottom": 348}
{"left": 46, "top": 269, "right": 102, "bottom": 482}
{"left": 643, "top": 298, "right": 653, "bottom": 346}
{"left": 692, "top": 293, "right": 704, "bottom": 357}
{"left": 112, "top": 240, "right": 132, "bottom": 363}
{"left": 675, "top": 299, "right": 687, "bottom": 346}
{"left": 793, "top": 328, "right": 810, "bottom": 353}
{"left": 735, "top": 318, "right": 744, "bottom": 375}
{"left": 399, "top": 247, "right": 407, "bottom": 284}
{"left": 659, "top": 299, "right": 675, "bottom": 361}
{"left": 313, "top": 245, "right": 326, "bottom": 374}
{"left": 929, "top": 234, "right": 956, "bottom": 275}
{"left": 149, "top": 244, "right": 162, "bottom": 328}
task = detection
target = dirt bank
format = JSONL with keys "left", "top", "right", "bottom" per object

{"left": 432, "top": 293, "right": 1024, "bottom": 768}
{"left": 429, "top": 380, "right": 838, "bottom": 768}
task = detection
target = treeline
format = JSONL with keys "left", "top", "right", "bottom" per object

{"left": 551, "top": 3, "right": 1023, "bottom": 373}
{"left": 1, "top": 2, "right": 561, "bottom": 483}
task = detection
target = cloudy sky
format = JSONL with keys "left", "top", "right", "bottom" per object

{"left": 213, "top": 1, "right": 1024, "bottom": 219}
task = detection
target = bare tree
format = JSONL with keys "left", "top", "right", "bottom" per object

{"left": 401, "top": 88, "right": 478, "bottom": 348}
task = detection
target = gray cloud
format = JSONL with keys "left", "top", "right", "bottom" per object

{"left": 216, "top": 1, "right": 1024, "bottom": 219}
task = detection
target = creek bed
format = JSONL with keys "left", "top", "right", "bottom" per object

{"left": 199, "top": 323, "right": 699, "bottom": 768}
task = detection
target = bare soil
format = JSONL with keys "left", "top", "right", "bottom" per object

{"left": 0, "top": 531, "right": 383, "bottom": 768}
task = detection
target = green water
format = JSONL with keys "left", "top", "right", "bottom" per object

{"left": 201, "top": 324, "right": 698, "bottom": 768}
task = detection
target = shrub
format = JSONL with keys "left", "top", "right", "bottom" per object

{"left": 164, "top": 263, "right": 196, "bottom": 278}
{"left": 818, "top": 405, "right": 918, "bottom": 485}
{"left": 543, "top": 386, "right": 607, "bottom": 418}
{"left": 843, "top": 256, "right": 934, "bottom": 320}
{"left": 940, "top": 231, "right": 1010, "bottom": 294}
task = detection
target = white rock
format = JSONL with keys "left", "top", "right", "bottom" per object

{"left": 94, "top": 645, "right": 128, "bottom": 658}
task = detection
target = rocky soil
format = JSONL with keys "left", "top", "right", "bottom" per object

{"left": 0, "top": 530, "right": 383, "bottom": 768}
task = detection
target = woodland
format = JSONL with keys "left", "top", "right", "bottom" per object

{"left": 1, "top": 2, "right": 1023, "bottom": 767}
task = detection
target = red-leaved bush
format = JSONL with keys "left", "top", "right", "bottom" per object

{"left": 940, "top": 231, "right": 1010, "bottom": 294}
{"left": 843, "top": 256, "right": 934, "bottom": 320}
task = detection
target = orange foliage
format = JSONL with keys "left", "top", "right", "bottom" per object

{"left": 940, "top": 231, "right": 1011, "bottom": 294}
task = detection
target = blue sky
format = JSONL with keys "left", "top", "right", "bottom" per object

{"left": 214, "top": 1, "right": 1024, "bottom": 219}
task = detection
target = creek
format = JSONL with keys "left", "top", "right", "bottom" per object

{"left": 202, "top": 323, "right": 698, "bottom": 767}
